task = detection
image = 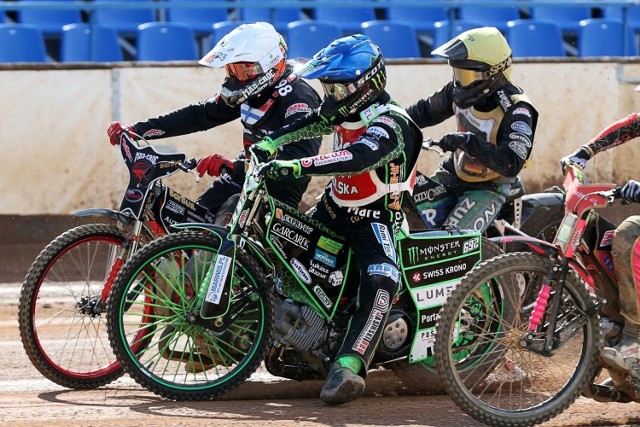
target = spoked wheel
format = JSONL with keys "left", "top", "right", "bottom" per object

{"left": 18, "top": 223, "right": 143, "bottom": 388}
{"left": 107, "top": 231, "right": 275, "bottom": 401}
{"left": 435, "top": 252, "right": 599, "bottom": 427}
{"left": 390, "top": 238, "right": 504, "bottom": 394}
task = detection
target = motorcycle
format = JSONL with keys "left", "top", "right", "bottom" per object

{"left": 410, "top": 139, "right": 564, "bottom": 243}
{"left": 105, "top": 150, "right": 507, "bottom": 400}
{"left": 434, "top": 164, "right": 640, "bottom": 427}
{"left": 17, "top": 133, "right": 229, "bottom": 389}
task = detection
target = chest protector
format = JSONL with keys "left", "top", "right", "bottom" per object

{"left": 240, "top": 73, "right": 297, "bottom": 151}
{"left": 329, "top": 103, "right": 418, "bottom": 207}
{"left": 453, "top": 91, "right": 533, "bottom": 183}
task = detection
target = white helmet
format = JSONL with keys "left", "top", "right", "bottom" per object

{"left": 200, "top": 22, "right": 288, "bottom": 106}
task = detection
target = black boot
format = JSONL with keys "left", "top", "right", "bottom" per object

{"left": 320, "top": 364, "right": 365, "bottom": 405}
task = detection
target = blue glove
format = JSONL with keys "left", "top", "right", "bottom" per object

{"left": 560, "top": 146, "right": 591, "bottom": 173}
{"left": 250, "top": 137, "right": 278, "bottom": 163}
{"left": 259, "top": 160, "right": 302, "bottom": 180}
{"left": 439, "top": 132, "right": 473, "bottom": 152}
{"left": 621, "top": 179, "right": 640, "bottom": 203}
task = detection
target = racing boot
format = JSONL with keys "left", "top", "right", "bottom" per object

{"left": 320, "top": 360, "right": 365, "bottom": 405}
{"left": 601, "top": 335, "right": 640, "bottom": 374}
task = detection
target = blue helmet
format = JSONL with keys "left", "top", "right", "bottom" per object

{"left": 297, "top": 34, "right": 386, "bottom": 119}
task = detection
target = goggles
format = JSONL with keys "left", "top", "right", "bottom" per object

{"left": 322, "top": 81, "right": 358, "bottom": 102}
{"left": 452, "top": 67, "right": 492, "bottom": 88}
{"left": 224, "top": 44, "right": 285, "bottom": 83}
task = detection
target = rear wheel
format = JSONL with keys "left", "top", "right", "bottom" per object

{"left": 390, "top": 237, "right": 504, "bottom": 394}
{"left": 435, "top": 252, "right": 599, "bottom": 426}
{"left": 107, "top": 231, "right": 275, "bottom": 400}
{"left": 18, "top": 224, "right": 137, "bottom": 388}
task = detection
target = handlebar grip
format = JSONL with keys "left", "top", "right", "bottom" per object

{"left": 183, "top": 158, "right": 198, "bottom": 170}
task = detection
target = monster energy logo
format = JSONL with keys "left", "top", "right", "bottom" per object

{"left": 408, "top": 246, "right": 419, "bottom": 265}
{"left": 370, "top": 68, "right": 386, "bottom": 91}
{"left": 338, "top": 105, "right": 350, "bottom": 117}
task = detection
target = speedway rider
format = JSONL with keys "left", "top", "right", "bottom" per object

{"left": 561, "top": 102, "right": 640, "bottom": 377}
{"left": 406, "top": 26, "right": 538, "bottom": 232}
{"left": 253, "top": 35, "right": 422, "bottom": 405}
{"left": 106, "top": 22, "right": 322, "bottom": 215}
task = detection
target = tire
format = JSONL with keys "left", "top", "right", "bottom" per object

{"left": 390, "top": 237, "right": 504, "bottom": 395}
{"left": 435, "top": 252, "right": 599, "bottom": 427}
{"left": 107, "top": 231, "right": 275, "bottom": 401}
{"left": 18, "top": 224, "right": 134, "bottom": 388}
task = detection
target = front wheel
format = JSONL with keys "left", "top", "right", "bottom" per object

{"left": 435, "top": 252, "right": 599, "bottom": 427}
{"left": 107, "top": 231, "right": 275, "bottom": 401}
{"left": 18, "top": 223, "right": 136, "bottom": 389}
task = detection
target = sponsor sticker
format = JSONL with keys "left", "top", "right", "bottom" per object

{"left": 513, "top": 107, "right": 531, "bottom": 117}
{"left": 205, "top": 255, "right": 232, "bottom": 305}
{"left": 511, "top": 121, "right": 532, "bottom": 135}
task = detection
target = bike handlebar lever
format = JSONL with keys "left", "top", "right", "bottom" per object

{"left": 422, "top": 138, "right": 444, "bottom": 157}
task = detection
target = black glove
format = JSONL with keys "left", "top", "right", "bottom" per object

{"left": 250, "top": 137, "right": 278, "bottom": 163}
{"left": 439, "top": 132, "right": 473, "bottom": 152}
{"left": 621, "top": 180, "right": 640, "bottom": 203}
{"left": 319, "top": 98, "right": 349, "bottom": 125}
{"left": 560, "top": 146, "right": 591, "bottom": 173}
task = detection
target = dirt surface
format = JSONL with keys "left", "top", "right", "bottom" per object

{"left": 3, "top": 211, "right": 640, "bottom": 427}
{"left": 2, "top": 289, "right": 640, "bottom": 427}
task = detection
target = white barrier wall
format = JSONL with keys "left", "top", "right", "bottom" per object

{"left": 2, "top": 61, "right": 640, "bottom": 215}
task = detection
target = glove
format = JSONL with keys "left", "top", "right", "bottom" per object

{"left": 439, "top": 132, "right": 473, "bottom": 152}
{"left": 319, "top": 98, "right": 349, "bottom": 125}
{"left": 560, "top": 146, "right": 591, "bottom": 173}
{"left": 259, "top": 159, "right": 301, "bottom": 180}
{"left": 250, "top": 137, "right": 278, "bottom": 163}
{"left": 196, "top": 154, "right": 235, "bottom": 177}
{"left": 107, "top": 121, "right": 136, "bottom": 146}
{"left": 621, "top": 179, "right": 640, "bottom": 203}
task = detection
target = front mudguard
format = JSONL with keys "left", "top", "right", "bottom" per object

{"left": 171, "top": 223, "right": 236, "bottom": 319}
{"left": 73, "top": 208, "right": 134, "bottom": 225}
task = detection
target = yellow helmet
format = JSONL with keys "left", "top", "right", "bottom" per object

{"left": 432, "top": 27, "right": 512, "bottom": 108}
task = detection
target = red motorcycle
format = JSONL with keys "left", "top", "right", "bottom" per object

{"left": 434, "top": 165, "right": 640, "bottom": 426}
{"left": 17, "top": 134, "right": 229, "bottom": 389}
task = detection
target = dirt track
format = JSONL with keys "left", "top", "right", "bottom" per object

{"left": 3, "top": 296, "right": 640, "bottom": 427}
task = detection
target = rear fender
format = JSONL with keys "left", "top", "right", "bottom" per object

{"left": 73, "top": 208, "right": 133, "bottom": 225}
{"left": 490, "top": 235, "right": 559, "bottom": 256}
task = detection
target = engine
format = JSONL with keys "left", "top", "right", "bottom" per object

{"left": 274, "top": 298, "right": 326, "bottom": 351}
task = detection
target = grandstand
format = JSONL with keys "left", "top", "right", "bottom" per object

{"left": 0, "top": 0, "right": 639, "bottom": 62}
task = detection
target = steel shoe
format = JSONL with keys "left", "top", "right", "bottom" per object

{"left": 320, "top": 365, "right": 365, "bottom": 405}
{"left": 601, "top": 336, "right": 640, "bottom": 373}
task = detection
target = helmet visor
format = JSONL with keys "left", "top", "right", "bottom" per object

{"left": 453, "top": 67, "right": 491, "bottom": 88}
{"left": 322, "top": 81, "right": 358, "bottom": 102}
{"left": 225, "top": 62, "right": 262, "bottom": 83}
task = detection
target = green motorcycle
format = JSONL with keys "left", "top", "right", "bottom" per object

{"left": 106, "top": 154, "right": 506, "bottom": 400}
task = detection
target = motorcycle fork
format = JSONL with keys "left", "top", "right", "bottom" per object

{"left": 524, "top": 258, "right": 569, "bottom": 354}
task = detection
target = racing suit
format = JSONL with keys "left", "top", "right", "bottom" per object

{"left": 573, "top": 112, "right": 640, "bottom": 334}
{"left": 407, "top": 81, "right": 538, "bottom": 232}
{"left": 130, "top": 65, "right": 322, "bottom": 212}
{"left": 266, "top": 91, "right": 422, "bottom": 372}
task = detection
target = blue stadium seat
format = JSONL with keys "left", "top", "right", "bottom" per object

{"left": 241, "top": 2, "right": 310, "bottom": 33}
{"left": 431, "top": 20, "right": 484, "bottom": 53}
{"left": 286, "top": 20, "right": 341, "bottom": 59}
{"left": 166, "top": 0, "right": 229, "bottom": 35}
{"left": 136, "top": 22, "right": 198, "bottom": 61}
{"left": 0, "top": 23, "right": 47, "bottom": 62}
{"left": 602, "top": 5, "right": 640, "bottom": 32}
{"left": 507, "top": 20, "right": 565, "bottom": 57}
{"left": 313, "top": 0, "right": 377, "bottom": 35}
{"left": 210, "top": 20, "right": 245, "bottom": 47}
{"left": 457, "top": 5, "right": 520, "bottom": 32}
{"left": 385, "top": 5, "right": 448, "bottom": 33}
{"left": 93, "top": 0, "right": 156, "bottom": 35}
{"left": 360, "top": 20, "right": 420, "bottom": 58}
{"left": 60, "top": 23, "right": 123, "bottom": 62}
{"left": 530, "top": 5, "right": 592, "bottom": 32}
{"left": 578, "top": 18, "right": 638, "bottom": 57}
{"left": 16, "top": 0, "right": 83, "bottom": 36}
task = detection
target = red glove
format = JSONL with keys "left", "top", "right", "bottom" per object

{"left": 107, "top": 121, "right": 136, "bottom": 146}
{"left": 196, "top": 154, "right": 235, "bottom": 177}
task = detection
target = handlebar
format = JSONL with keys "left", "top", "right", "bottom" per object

{"left": 422, "top": 138, "right": 444, "bottom": 157}
{"left": 598, "top": 186, "right": 623, "bottom": 204}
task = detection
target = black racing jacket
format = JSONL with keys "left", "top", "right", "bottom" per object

{"left": 407, "top": 81, "right": 538, "bottom": 179}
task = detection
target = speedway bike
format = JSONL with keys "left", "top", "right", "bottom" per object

{"left": 17, "top": 133, "right": 227, "bottom": 389}
{"left": 434, "top": 164, "right": 640, "bottom": 426}
{"left": 105, "top": 151, "right": 511, "bottom": 400}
